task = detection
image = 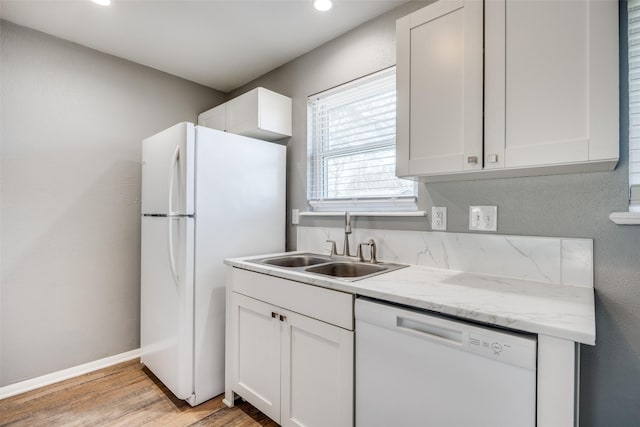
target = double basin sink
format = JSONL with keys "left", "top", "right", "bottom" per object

{"left": 248, "top": 253, "right": 407, "bottom": 282}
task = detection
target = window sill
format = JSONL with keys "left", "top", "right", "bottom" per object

{"left": 609, "top": 212, "right": 640, "bottom": 225}
{"left": 299, "top": 211, "right": 427, "bottom": 218}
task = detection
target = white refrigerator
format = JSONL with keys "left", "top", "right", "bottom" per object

{"left": 140, "top": 122, "right": 285, "bottom": 406}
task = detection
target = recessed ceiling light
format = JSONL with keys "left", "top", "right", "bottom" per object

{"left": 91, "top": 0, "right": 111, "bottom": 6}
{"left": 313, "top": 0, "right": 333, "bottom": 12}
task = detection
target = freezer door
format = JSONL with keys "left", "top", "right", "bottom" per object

{"left": 141, "top": 215, "right": 195, "bottom": 400}
{"left": 141, "top": 122, "right": 195, "bottom": 215}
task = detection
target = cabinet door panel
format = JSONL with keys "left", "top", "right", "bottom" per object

{"left": 231, "top": 293, "right": 281, "bottom": 423}
{"left": 281, "top": 311, "right": 354, "bottom": 427}
{"left": 485, "top": 0, "right": 618, "bottom": 172}
{"left": 226, "top": 89, "right": 259, "bottom": 136}
{"left": 197, "top": 104, "right": 226, "bottom": 131}
{"left": 397, "top": 0, "right": 483, "bottom": 176}
{"left": 503, "top": 1, "right": 589, "bottom": 168}
{"left": 409, "top": 10, "right": 464, "bottom": 167}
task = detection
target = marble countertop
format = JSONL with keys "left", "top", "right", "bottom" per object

{"left": 225, "top": 252, "right": 596, "bottom": 345}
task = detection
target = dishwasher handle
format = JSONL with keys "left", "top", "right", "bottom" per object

{"left": 396, "top": 316, "right": 463, "bottom": 345}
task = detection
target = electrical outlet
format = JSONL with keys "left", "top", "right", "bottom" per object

{"left": 431, "top": 207, "right": 447, "bottom": 231}
{"left": 291, "top": 209, "right": 299, "bottom": 225}
{"left": 469, "top": 206, "right": 497, "bottom": 231}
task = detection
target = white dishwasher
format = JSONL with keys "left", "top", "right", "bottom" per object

{"left": 356, "top": 297, "right": 537, "bottom": 427}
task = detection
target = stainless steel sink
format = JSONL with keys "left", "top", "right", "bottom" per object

{"left": 263, "top": 254, "right": 332, "bottom": 268}
{"left": 247, "top": 252, "right": 407, "bottom": 281}
{"left": 305, "top": 262, "right": 387, "bottom": 278}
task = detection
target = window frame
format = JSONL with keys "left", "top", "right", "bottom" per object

{"left": 630, "top": 0, "right": 640, "bottom": 212}
{"left": 306, "top": 67, "right": 417, "bottom": 212}
{"left": 609, "top": 2, "right": 640, "bottom": 223}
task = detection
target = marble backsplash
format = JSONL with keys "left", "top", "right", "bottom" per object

{"left": 296, "top": 226, "right": 593, "bottom": 288}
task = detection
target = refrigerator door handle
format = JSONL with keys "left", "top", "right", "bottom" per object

{"left": 168, "top": 216, "right": 180, "bottom": 287}
{"left": 168, "top": 145, "right": 180, "bottom": 215}
{"left": 167, "top": 145, "right": 181, "bottom": 287}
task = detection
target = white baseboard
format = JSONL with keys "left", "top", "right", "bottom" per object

{"left": 0, "top": 348, "right": 141, "bottom": 400}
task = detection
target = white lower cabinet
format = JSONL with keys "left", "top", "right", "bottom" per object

{"left": 225, "top": 267, "right": 354, "bottom": 427}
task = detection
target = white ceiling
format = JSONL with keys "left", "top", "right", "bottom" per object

{"left": 0, "top": 0, "right": 406, "bottom": 92}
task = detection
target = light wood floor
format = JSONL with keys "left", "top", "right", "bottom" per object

{"left": 0, "top": 359, "right": 278, "bottom": 427}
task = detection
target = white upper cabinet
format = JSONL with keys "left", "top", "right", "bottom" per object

{"left": 397, "top": 0, "right": 619, "bottom": 182}
{"left": 198, "top": 87, "right": 292, "bottom": 142}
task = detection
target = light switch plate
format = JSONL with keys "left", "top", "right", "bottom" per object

{"left": 469, "top": 206, "right": 497, "bottom": 231}
{"left": 291, "top": 209, "right": 299, "bottom": 225}
{"left": 431, "top": 207, "right": 447, "bottom": 231}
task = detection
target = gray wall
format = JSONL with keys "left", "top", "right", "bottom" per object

{"left": 231, "top": 2, "right": 640, "bottom": 425}
{"left": 0, "top": 21, "right": 224, "bottom": 386}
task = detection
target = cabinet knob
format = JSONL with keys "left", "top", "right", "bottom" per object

{"left": 271, "top": 312, "right": 277, "bottom": 319}
{"left": 467, "top": 156, "right": 478, "bottom": 165}
{"left": 487, "top": 154, "right": 499, "bottom": 163}
{"left": 279, "top": 314, "right": 287, "bottom": 322}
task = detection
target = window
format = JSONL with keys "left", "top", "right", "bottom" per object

{"left": 629, "top": 0, "right": 640, "bottom": 211}
{"left": 307, "top": 67, "right": 417, "bottom": 211}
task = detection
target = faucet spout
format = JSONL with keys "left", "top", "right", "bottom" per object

{"left": 343, "top": 212, "right": 352, "bottom": 257}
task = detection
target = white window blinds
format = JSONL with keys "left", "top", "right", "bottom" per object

{"left": 307, "top": 67, "right": 416, "bottom": 211}
{"left": 629, "top": 0, "right": 640, "bottom": 210}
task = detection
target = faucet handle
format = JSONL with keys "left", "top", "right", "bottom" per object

{"left": 356, "top": 242, "right": 370, "bottom": 262}
{"left": 368, "top": 239, "right": 378, "bottom": 264}
{"left": 326, "top": 240, "right": 338, "bottom": 256}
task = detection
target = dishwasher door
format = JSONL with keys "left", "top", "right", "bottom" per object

{"left": 355, "top": 298, "right": 537, "bottom": 427}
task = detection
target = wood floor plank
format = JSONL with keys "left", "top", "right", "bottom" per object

{"left": 0, "top": 359, "right": 275, "bottom": 427}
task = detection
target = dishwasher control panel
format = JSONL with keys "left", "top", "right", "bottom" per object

{"left": 467, "top": 331, "right": 536, "bottom": 370}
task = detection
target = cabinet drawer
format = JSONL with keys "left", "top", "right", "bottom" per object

{"left": 228, "top": 267, "right": 354, "bottom": 330}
